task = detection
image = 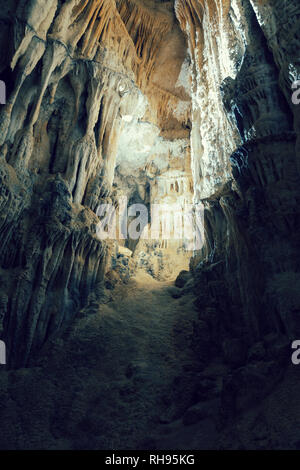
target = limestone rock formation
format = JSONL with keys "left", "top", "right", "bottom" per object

{"left": 177, "top": 0, "right": 300, "bottom": 345}
{"left": 0, "top": 0, "right": 300, "bottom": 451}
{"left": 0, "top": 0, "right": 191, "bottom": 367}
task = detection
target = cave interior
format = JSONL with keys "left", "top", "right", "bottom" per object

{"left": 0, "top": 0, "right": 300, "bottom": 450}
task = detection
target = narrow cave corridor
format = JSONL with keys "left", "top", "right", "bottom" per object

{"left": 0, "top": 0, "right": 300, "bottom": 451}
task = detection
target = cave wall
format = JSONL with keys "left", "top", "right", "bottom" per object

{"left": 175, "top": 0, "right": 300, "bottom": 369}
{"left": 0, "top": 0, "right": 191, "bottom": 367}
{"left": 1, "top": 0, "right": 300, "bottom": 373}
{"left": 0, "top": 0, "right": 299, "bottom": 449}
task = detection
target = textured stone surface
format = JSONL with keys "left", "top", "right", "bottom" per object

{"left": 0, "top": 0, "right": 191, "bottom": 366}
{"left": 0, "top": 0, "right": 300, "bottom": 451}
{"left": 176, "top": 0, "right": 300, "bottom": 345}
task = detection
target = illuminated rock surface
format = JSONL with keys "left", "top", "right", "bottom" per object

{"left": 0, "top": 0, "right": 300, "bottom": 450}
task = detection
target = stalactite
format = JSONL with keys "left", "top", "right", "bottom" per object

{"left": 0, "top": 0, "right": 192, "bottom": 369}
{"left": 117, "top": 0, "right": 172, "bottom": 87}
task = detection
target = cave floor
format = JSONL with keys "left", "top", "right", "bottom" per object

{"left": 1, "top": 270, "right": 217, "bottom": 450}
{"left": 1, "top": 271, "right": 300, "bottom": 449}
{"left": 61, "top": 270, "right": 210, "bottom": 450}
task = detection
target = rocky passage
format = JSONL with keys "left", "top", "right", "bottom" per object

{"left": 1, "top": 270, "right": 300, "bottom": 450}
{"left": 1, "top": 0, "right": 300, "bottom": 450}
{"left": 0, "top": 271, "right": 200, "bottom": 449}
